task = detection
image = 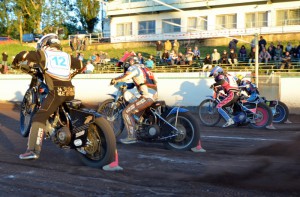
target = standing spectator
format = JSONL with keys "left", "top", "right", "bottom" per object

{"left": 156, "top": 41, "right": 163, "bottom": 60}
{"left": 172, "top": 39, "right": 180, "bottom": 55}
{"left": 82, "top": 37, "right": 89, "bottom": 51}
{"left": 2, "top": 52, "right": 8, "bottom": 67}
{"left": 248, "top": 47, "right": 256, "bottom": 66}
{"left": 280, "top": 51, "right": 292, "bottom": 70}
{"left": 239, "top": 45, "right": 247, "bottom": 62}
{"left": 164, "top": 40, "right": 172, "bottom": 52}
{"left": 211, "top": 49, "right": 220, "bottom": 65}
{"left": 193, "top": 46, "right": 200, "bottom": 60}
{"left": 228, "top": 39, "right": 238, "bottom": 53}
{"left": 259, "top": 47, "right": 271, "bottom": 65}
{"left": 202, "top": 53, "right": 212, "bottom": 72}
{"left": 220, "top": 50, "right": 228, "bottom": 65}
{"left": 137, "top": 53, "right": 144, "bottom": 64}
{"left": 258, "top": 36, "right": 267, "bottom": 52}
{"left": 85, "top": 60, "right": 95, "bottom": 74}
{"left": 69, "top": 37, "right": 75, "bottom": 51}
{"left": 250, "top": 38, "right": 256, "bottom": 50}
{"left": 76, "top": 37, "right": 82, "bottom": 51}
{"left": 185, "top": 47, "right": 194, "bottom": 65}
{"left": 228, "top": 49, "right": 238, "bottom": 66}
{"left": 161, "top": 49, "right": 169, "bottom": 64}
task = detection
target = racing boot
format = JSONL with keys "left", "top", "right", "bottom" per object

{"left": 120, "top": 133, "right": 137, "bottom": 144}
{"left": 222, "top": 118, "right": 235, "bottom": 127}
{"left": 19, "top": 150, "right": 39, "bottom": 160}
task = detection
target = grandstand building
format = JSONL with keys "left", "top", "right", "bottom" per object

{"left": 105, "top": 0, "right": 300, "bottom": 43}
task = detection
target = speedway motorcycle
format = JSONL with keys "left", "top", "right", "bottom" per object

{"left": 238, "top": 86, "right": 289, "bottom": 124}
{"left": 198, "top": 86, "right": 273, "bottom": 129}
{"left": 97, "top": 82, "right": 200, "bottom": 150}
{"left": 19, "top": 62, "right": 116, "bottom": 168}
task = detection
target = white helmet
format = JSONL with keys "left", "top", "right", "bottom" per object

{"left": 36, "top": 33, "right": 61, "bottom": 50}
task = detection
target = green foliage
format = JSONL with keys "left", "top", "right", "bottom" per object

{"left": 76, "top": 0, "right": 100, "bottom": 33}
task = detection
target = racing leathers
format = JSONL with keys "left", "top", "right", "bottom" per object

{"left": 212, "top": 73, "right": 239, "bottom": 127}
{"left": 112, "top": 64, "right": 158, "bottom": 144}
{"left": 13, "top": 48, "right": 83, "bottom": 159}
{"left": 236, "top": 78, "right": 259, "bottom": 102}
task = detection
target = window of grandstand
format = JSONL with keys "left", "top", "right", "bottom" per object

{"left": 276, "top": 8, "right": 300, "bottom": 26}
{"left": 245, "top": 12, "right": 268, "bottom": 28}
{"left": 187, "top": 16, "right": 207, "bottom": 32}
{"left": 215, "top": 14, "right": 237, "bottom": 29}
{"left": 116, "top": 22, "right": 132, "bottom": 36}
{"left": 138, "top": 20, "right": 155, "bottom": 35}
{"left": 162, "top": 18, "right": 181, "bottom": 33}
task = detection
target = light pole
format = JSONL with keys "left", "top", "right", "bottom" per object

{"left": 254, "top": 33, "right": 259, "bottom": 87}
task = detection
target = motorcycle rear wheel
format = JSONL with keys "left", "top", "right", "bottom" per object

{"left": 198, "top": 99, "right": 221, "bottom": 126}
{"left": 97, "top": 99, "right": 125, "bottom": 138}
{"left": 272, "top": 101, "right": 289, "bottom": 124}
{"left": 20, "top": 88, "right": 38, "bottom": 137}
{"left": 163, "top": 112, "right": 200, "bottom": 151}
{"left": 249, "top": 102, "right": 273, "bottom": 129}
{"left": 78, "top": 117, "right": 116, "bottom": 168}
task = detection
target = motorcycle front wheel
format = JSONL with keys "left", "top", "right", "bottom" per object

{"left": 163, "top": 112, "right": 200, "bottom": 151}
{"left": 97, "top": 99, "right": 125, "bottom": 138}
{"left": 272, "top": 101, "right": 289, "bottom": 124}
{"left": 78, "top": 117, "right": 116, "bottom": 168}
{"left": 20, "top": 88, "right": 38, "bottom": 137}
{"left": 249, "top": 102, "right": 273, "bottom": 129}
{"left": 198, "top": 99, "right": 221, "bottom": 126}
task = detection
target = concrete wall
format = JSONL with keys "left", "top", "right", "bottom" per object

{"left": 0, "top": 73, "right": 299, "bottom": 114}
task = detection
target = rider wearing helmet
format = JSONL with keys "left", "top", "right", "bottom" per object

{"left": 12, "top": 33, "right": 84, "bottom": 160}
{"left": 209, "top": 66, "right": 239, "bottom": 127}
{"left": 110, "top": 57, "right": 158, "bottom": 144}
{"left": 235, "top": 74, "right": 259, "bottom": 102}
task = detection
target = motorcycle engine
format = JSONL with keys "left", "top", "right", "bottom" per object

{"left": 233, "top": 112, "right": 247, "bottom": 123}
{"left": 139, "top": 124, "right": 160, "bottom": 139}
{"left": 55, "top": 126, "right": 72, "bottom": 146}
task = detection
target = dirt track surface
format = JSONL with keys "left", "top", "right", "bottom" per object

{"left": 1, "top": 101, "right": 300, "bottom": 197}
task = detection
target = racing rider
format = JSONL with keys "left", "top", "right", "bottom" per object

{"left": 110, "top": 57, "right": 158, "bottom": 144}
{"left": 12, "top": 33, "right": 84, "bottom": 160}
{"left": 209, "top": 66, "right": 239, "bottom": 127}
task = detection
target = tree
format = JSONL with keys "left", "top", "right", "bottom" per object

{"left": 76, "top": 0, "right": 100, "bottom": 33}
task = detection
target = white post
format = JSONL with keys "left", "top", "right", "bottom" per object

{"left": 255, "top": 33, "right": 259, "bottom": 88}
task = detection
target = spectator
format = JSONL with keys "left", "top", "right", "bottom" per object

{"left": 104, "top": 52, "right": 111, "bottom": 64}
{"left": 168, "top": 50, "right": 177, "bottom": 65}
{"left": 267, "top": 46, "right": 275, "bottom": 60}
{"left": 145, "top": 55, "right": 154, "bottom": 69}
{"left": 297, "top": 42, "right": 300, "bottom": 59}
{"left": 156, "top": 40, "right": 163, "bottom": 60}
{"left": 228, "top": 48, "right": 238, "bottom": 66}
{"left": 211, "top": 49, "right": 220, "bottom": 65}
{"left": 164, "top": 40, "right": 172, "bottom": 52}
{"left": 137, "top": 53, "right": 144, "bottom": 64}
{"left": 239, "top": 45, "right": 247, "bottom": 62}
{"left": 185, "top": 47, "right": 194, "bottom": 65}
{"left": 1, "top": 52, "right": 8, "bottom": 67}
{"left": 280, "top": 51, "right": 292, "bottom": 70}
{"left": 248, "top": 47, "right": 256, "bottom": 66}
{"left": 258, "top": 36, "right": 267, "bottom": 52}
{"left": 100, "top": 51, "right": 107, "bottom": 64}
{"left": 78, "top": 53, "right": 84, "bottom": 61}
{"left": 76, "top": 37, "right": 82, "bottom": 51}
{"left": 193, "top": 46, "right": 200, "bottom": 60}
{"left": 274, "top": 45, "right": 283, "bottom": 68}
{"left": 82, "top": 37, "right": 88, "bottom": 51}
{"left": 172, "top": 39, "right": 180, "bottom": 55}
{"left": 94, "top": 54, "right": 101, "bottom": 65}
{"left": 90, "top": 52, "right": 97, "bottom": 63}
{"left": 290, "top": 45, "right": 298, "bottom": 60}
{"left": 228, "top": 39, "right": 238, "bottom": 53}
{"left": 285, "top": 42, "right": 293, "bottom": 53}
{"left": 176, "top": 52, "right": 185, "bottom": 65}
{"left": 202, "top": 53, "right": 212, "bottom": 72}
{"left": 85, "top": 60, "right": 95, "bottom": 74}
{"left": 117, "top": 50, "right": 136, "bottom": 67}
{"left": 258, "top": 47, "right": 271, "bottom": 65}
{"left": 69, "top": 38, "right": 75, "bottom": 51}
{"left": 161, "top": 49, "right": 170, "bottom": 64}
{"left": 277, "top": 41, "right": 284, "bottom": 51}
{"left": 250, "top": 38, "right": 256, "bottom": 50}
{"left": 220, "top": 50, "right": 228, "bottom": 65}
